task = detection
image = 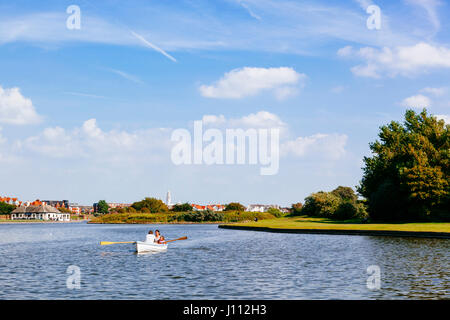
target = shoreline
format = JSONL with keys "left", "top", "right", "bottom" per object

{"left": 218, "top": 224, "right": 450, "bottom": 239}
{"left": 87, "top": 221, "right": 226, "bottom": 225}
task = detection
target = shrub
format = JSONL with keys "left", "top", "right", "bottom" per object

{"left": 225, "top": 202, "right": 246, "bottom": 211}
{"left": 180, "top": 210, "right": 224, "bottom": 222}
{"left": 334, "top": 201, "right": 358, "bottom": 220}
{"left": 267, "top": 208, "right": 283, "bottom": 218}
{"left": 171, "top": 203, "right": 193, "bottom": 212}
{"left": 0, "top": 202, "right": 15, "bottom": 215}
{"left": 131, "top": 197, "right": 168, "bottom": 213}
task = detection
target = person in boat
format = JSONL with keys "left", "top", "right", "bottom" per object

{"left": 157, "top": 235, "right": 166, "bottom": 244}
{"left": 154, "top": 230, "right": 161, "bottom": 243}
{"left": 145, "top": 230, "right": 155, "bottom": 243}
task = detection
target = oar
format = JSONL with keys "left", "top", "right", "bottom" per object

{"left": 100, "top": 241, "right": 136, "bottom": 245}
{"left": 165, "top": 236, "right": 188, "bottom": 243}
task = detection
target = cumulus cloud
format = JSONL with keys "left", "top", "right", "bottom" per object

{"left": 401, "top": 94, "right": 432, "bottom": 108}
{"left": 420, "top": 86, "right": 447, "bottom": 96}
{"left": 0, "top": 86, "right": 41, "bottom": 125}
{"left": 281, "top": 133, "right": 348, "bottom": 160}
{"left": 22, "top": 119, "right": 171, "bottom": 163}
{"left": 200, "top": 111, "right": 347, "bottom": 160}
{"left": 338, "top": 42, "right": 450, "bottom": 78}
{"left": 405, "top": 0, "right": 442, "bottom": 31}
{"left": 199, "top": 67, "right": 305, "bottom": 99}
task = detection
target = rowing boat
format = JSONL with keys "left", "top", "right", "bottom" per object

{"left": 135, "top": 241, "right": 168, "bottom": 253}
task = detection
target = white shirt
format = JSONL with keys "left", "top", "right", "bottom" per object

{"left": 145, "top": 234, "right": 155, "bottom": 243}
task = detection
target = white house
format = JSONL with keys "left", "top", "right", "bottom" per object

{"left": 11, "top": 204, "right": 70, "bottom": 221}
{"left": 246, "top": 204, "right": 280, "bottom": 212}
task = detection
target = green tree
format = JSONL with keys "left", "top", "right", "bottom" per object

{"left": 331, "top": 186, "right": 357, "bottom": 203}
{"left": 97, "top": 200, "right": 109, "bottom": 214}
{"left": 358, "top": 109, "right": 449, "bottom": 221}
{"left": 225, "top": 202, "right": 246, "bottom": 211}
{"left": 0, "top": 202, "right": 16, "bottom": 215}
{"left": 171, "top": 203, "right": 193, "bottom": 212}
{"left": 291, "top": 202, "right": 303, "bottom": 215}
{"left": 302, "top": 192, "right": 341, "bottom": 218}
{"left": 131, "top": 197, "right": 168, "bottom": 213}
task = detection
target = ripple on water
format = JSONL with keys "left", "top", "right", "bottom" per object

{"left": 0, "top": 223, "right": 448, "bottom": 299}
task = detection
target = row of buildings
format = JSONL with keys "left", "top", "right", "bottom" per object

{"left": 1, "top": 191, "right": 289, "bottom": 221}
{"left": 166, "top": 191, "right": 288, "bottom": 213}
{"left": 1, "top": 196, "right": 94, "bottom": 221}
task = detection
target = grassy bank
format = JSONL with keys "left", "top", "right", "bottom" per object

{"left": 223, "top": 216, "right": 450, "bottom": 233}
{"left": 89, "top": 211, "right": 275, "bottom": 224}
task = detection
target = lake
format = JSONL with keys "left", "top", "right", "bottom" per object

{"left": 0, "top": 222, "right": 448, "bottom": 299}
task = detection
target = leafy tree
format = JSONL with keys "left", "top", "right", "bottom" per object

{"left": 291, "top": 202, "right": 303, "bottom": 215}
{"left": 172, "top": 203, "right": 193, "bottom": 212}
{"left": 225, "top": 202, "right": 246, "bottom": 211}
{"left": 97, "top": 200, "right": 109, "bottom": 214}
{"left": 358, "top": 109, "right": 449, "bottom": 221}
{"left": 131, "top": 197, "right": 168, "bottom": 213}
{"left": 331, "top": 186, "right": 357, "bottom": 203}
{"left": 302, "top": 191, "right": 341, "bottom": 218}
{"left": 0, "top": 202, "right": 16, "bottom": 215}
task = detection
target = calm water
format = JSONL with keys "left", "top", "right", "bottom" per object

{"left": 0, "top": 222, "right": 448, "bottom": 299}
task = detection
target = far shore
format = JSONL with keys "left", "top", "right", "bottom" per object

{"left": 218, "top": 217, "right": 450, "bottom": 239}
{"left": 0, "top": 220, "right": 88, "bottom": 224}
{"left": 88, "top": 221, "right": 229, "bottom": 225}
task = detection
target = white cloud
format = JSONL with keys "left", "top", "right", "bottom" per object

{"left": 200, "top": 111, "right": 347, "bottom": 159}
{"left": 401, "top": 94, "right": 432, "bottom": 108}
{"left": 281, "top": 133, "right": 348, "bottom": 160}
{"left": 420, "top": 87, "right": 447, "bottom": 96}
{"left": 337, "top": 45, "right": 354, "bottom": 57}
{"left": 130, "top": 31, "right": 177, "bottom": 63}
{"left": 339, "top": 42, "right": 450, "bottom": 78}
{"left": 331, "top": 85, "right": 346, "bottom": 94}
{"left": 199, "top": 67, "right": 305, "bottom": 99}
{"left": 105, "top": 68, "right": 144, "bottom": 84}
{"left": 22, "top": 119, "right": 171, "bottom": 163}
{"left": 435, "top": 114, "right": 450, "bottom": 123}
{"left": 405, "top": 0, "right": 442, "bottom": 31}
{"left": 0, "top": 86, "right": 41, "bottom": 125}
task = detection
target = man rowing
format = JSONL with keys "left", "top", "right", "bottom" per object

{"left": 146, "top": 230, "right": 155, "bottom": 243}
{"left": 145, "top": 230, "right": 164, "bottom": 244}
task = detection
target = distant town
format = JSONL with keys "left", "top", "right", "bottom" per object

{"left": 0, "top": 191, "right": 290, "bottom": 222}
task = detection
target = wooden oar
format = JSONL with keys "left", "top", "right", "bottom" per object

{"left": 165, "top": 236, "right": 188, "bottom": 243}
{"left": 100, "top": 241, "right": 136, "bottom": 245}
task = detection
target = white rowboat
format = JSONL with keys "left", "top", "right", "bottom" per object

{"left": 135, "top": 241, "right": 168, "bottom": 253}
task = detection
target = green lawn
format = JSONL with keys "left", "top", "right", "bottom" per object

{"left": 227, "top": 216, "right": 450, "bottom": 233}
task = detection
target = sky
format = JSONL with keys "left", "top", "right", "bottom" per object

{"left": 0, "top": 0, "right": 449, "bottom": 206}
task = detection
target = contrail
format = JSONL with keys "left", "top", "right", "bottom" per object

{"left": 131, "top": 31, "right": 177, "bottom": 63}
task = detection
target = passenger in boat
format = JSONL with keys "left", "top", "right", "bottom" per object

{"left": 145, "top": 230, "right": 155, "bottom": 243}
{"left": 154, "top": 230, "right": 161, "bottom": 243}
{"left": 157, "top": 236, "right": 166, "bottom": 244}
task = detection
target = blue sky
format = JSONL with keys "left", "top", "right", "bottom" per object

{"left": 0, "top": 0, "right": 449, "bottom": 206}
